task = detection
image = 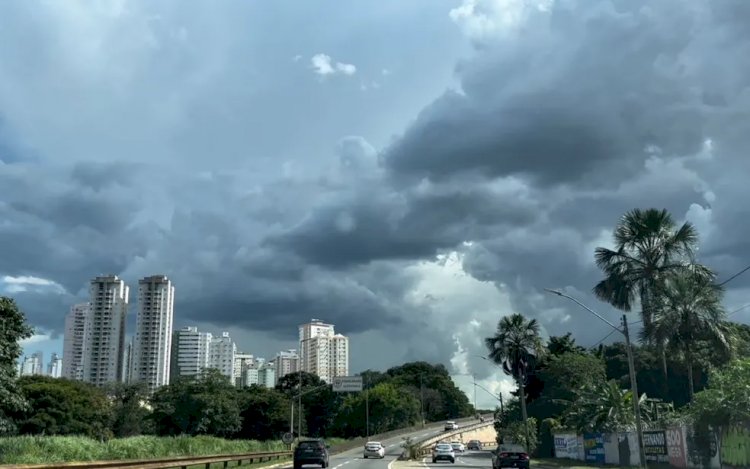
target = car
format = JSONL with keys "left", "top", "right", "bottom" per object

{"left": 466, "top": 440, "right": 481, "bottom": 451}
{"left": 444, "top": 421, "right": 459, "bottom": 431}
{"left": 363, "top": 441, "right": 385, "bottom": 459}
{"left": 491, "top": 449, "right": 530, "bottom": 469}
{"left": 432, "top": 443, "right": 456, "bottom": 464}
{"left": 294, "top": 439, "right": 330, "bottom": 469}
{"left": 450, "top": 441, "right": 465, "bottom": 453}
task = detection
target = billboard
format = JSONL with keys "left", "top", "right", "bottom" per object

{"left": 332, "top": 376, "right": 363, "bottom": 392}
{"left": 643, "top": 430, "right": 669, "bottom": 463}
{"left": 583, "top": 433, "right": 605, "bottom": 464}
{"left": 554, "top": 434, "right": 580, "bottom": 459}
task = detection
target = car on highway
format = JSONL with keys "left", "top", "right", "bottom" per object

{"left": 432, "top": 443, "right": 456, "bottom": 464}
{"left": 450, "top": 441, "right": 465, "bottom": 453}
{"left": 444, "top": 421, "right": 459, "bottom": 431}
{"left": 466, "top": 440, "right": 481, "bottom": 451}
{"left": 363, "top": 441, "right": 385, "bottom": 459}
{"left": 491, "top": 448, "right": 530, "bottom": 469}
{"left": 294, "top": 439, "right": 330, "bottom": 469}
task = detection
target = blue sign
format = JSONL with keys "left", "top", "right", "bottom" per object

{"left": 583, "top": 433, "right": 605, "bottom": 463}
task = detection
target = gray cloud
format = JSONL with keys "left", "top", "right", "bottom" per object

{"left": 2, "top": 0, "right": 750, "bottom": 382}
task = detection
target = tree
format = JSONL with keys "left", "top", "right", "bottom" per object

{"left": 150, "top": 369, "right": 241, "bottom": 437}
{"left": 646, "top": 270, "right": 730, "bottom": 398}
{"left": 592, "top": 208, "right": 710, "bottom": 387}
{"left": 386, "top": 361, "right": 473, "bottom": 420}
{"left": 563, "top": 379, "right": 653, "bottom": 433}
{"left": 0, "top": 297, "right": 33, "bottom": 435}
{"left": 485, "top": 313, "right": 544, "bottom": 450}
{"left": 15, "top": 376, "right": 113, "bottom": 439}
{"left": 107, "top": 383, "right": 152, "bottom": 437}
{"left": 237, "top": 385, "right": 290, "bottom": 441}
{"left": 333, "top": 382, "right": 420, "bottom": 437}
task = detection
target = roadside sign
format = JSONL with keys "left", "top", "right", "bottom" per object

{"left": 332, "top": 376, "right": 363, "bottom": 392}
{"left": 282, "top": 432, "right": 294, "bottom": 444}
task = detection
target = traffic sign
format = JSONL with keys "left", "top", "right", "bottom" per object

{"left": 332, "top": 376, "right": 363, "bottom": 392}
{"left": 282, "top": 432, "right": 294, "bottom": 444}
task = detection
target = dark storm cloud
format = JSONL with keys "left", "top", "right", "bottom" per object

{"left": 385, "top": 1, "right": 750, "bottom": 190}
{"left": 3, "top": 0, "right": 750, "bottom": 376}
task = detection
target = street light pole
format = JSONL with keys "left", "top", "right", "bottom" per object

{"left": 366, "top": 376, "right": 370, "bottom": 438}
{"left": 420, "top": 374, "right": 425, "bottom": 428}
{"left": 545, "top": 288, "right": 647, "bottom": 469}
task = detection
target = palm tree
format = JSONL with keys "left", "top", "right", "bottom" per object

{"left": 485, "top": 313, "right": 544, "bottom": 450}
{"left": 645, "top": 270, "right": 730, "bottom": 398}
{"left": 592, "top": 208, "right": 711, "bottom": 385}
{"left": 563, "top": 380, "right": 654, "bottom": 433}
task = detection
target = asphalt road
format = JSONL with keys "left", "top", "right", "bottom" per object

{"left": 422, "top": 450, "right": 493, "bottom": 469}
{"left": 292, "top": 424, "right": 455, "bottom": 469}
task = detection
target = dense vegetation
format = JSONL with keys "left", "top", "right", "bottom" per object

{"left": 486, "top": 208, "right": 750, "bottom": 457}
{"left": 0, "top": 296, "right": 473, "bottom": 452}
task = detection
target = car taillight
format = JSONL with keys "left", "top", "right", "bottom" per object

{"left": 499, "top": 453, "right": 509, "bottom": 458}
{"left": 520, "top": 454, "right": 530, "bottom": 460}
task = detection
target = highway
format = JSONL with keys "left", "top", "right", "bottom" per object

{"left": 291, "top": 424, "right": 461, "bottom": 469}
{"left": 421, "top": 449, "right": 493, "bottom": 469}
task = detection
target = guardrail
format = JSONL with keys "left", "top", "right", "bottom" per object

{"left": 329, "top": 415, "right": 486, "bottom": 454}
{"left": 0, "top": 416, "right": 488, "bottom": 469}
{"left": 0, "top": 450, "right": 291, "bottom": 469}
{"left": 411, "top": 418, "right": 497, "bottom": 457}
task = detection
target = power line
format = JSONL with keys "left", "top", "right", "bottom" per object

{"left": 590, "top": 329, "right": 618, "bottom": 348}
{"left": 728, "top": 303, "right": 750, "bottom": 317}
{"left": 719, "top": 264, "right": 750, "bottom": 287}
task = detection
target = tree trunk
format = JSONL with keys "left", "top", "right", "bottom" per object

{"left": 686, "top": 349, "right": 695, "bottom": 399}
{"left": 518, "top": 368, "right": 531, "bottom": 453}
{"left": 660, "top": 345, "right": 670, "bottom": 398}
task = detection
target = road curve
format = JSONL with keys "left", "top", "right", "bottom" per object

{"left": 290, "top": 423, "right": 461, "bottom": 469}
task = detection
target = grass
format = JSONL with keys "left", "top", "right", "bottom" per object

{"left": 0, "top": 434, "right": 352, "bottom": 465}
{"left": 0, "top": 435, "right": 290, "bottom": 465}
{"left": 533, "top": 457, "right": 668, "bottom": 469}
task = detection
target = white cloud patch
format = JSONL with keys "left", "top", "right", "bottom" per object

{"left": 1, "top": 275, "right": 66, "bottom": 295}
{"left": 310, "top": 53, "right": 357, "bottom": 76}
{"left": 449, "top": 0, "right": 554, "bottom": 41}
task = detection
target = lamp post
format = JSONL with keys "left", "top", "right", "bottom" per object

{"left": 544, "top": 288, "right": 647, "bottom": 469}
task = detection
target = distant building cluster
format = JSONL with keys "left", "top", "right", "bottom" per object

{"left": 20, "top": 274, "right": 350, "bottom": 392}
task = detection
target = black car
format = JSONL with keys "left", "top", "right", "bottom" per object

{"left": 492, "top": 450, "right": 530, "bottom": 469}
{"left": 466, "top": 440, "right": 481, "bottom": 451}
{"left": 294, "top": 440, "right": 330, "bottom": 469}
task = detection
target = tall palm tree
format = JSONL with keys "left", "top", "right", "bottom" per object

{"left": 485, "top": 313, "right": 544, "bottom": 450}
{"left": 592, "top": 208, "right": 711, "bottom": 384}
{"left": 645, "top": 270, "right": 730, "bottom": 398}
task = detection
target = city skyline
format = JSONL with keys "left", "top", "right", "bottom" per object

{"left": 40, "top": 274, "right": 350, "bottom": 391}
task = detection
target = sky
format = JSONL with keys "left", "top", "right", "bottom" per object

{"left": 2, "top": 0, "right": 750, "bottom": 409}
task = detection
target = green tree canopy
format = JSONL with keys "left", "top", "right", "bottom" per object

{"left": 333, "top": 382, "right": 420, "bottom": 437}
{"left": 237, "top": 385, "right": 290, "bottom": 441}
{"left": 0, "top": 297, "right": 33, "bottom": 435}
{"left": 150, "top": 369, "right": 241, "bottom": 437}
{"left": 15, "top": 376, "right": 112, "bottom": 439}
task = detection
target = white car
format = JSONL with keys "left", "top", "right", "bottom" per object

{"left": 363, "top": 441, "right": 385, "bottom": 459}
{"left": 444, "top": 421, "right": 459, "bottom": 431}
{"left": 450, "top": 441, "right": 465, "bottom": 453}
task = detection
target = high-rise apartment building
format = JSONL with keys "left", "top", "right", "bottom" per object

{"left": 82, "top": 275, "right": 129, "bottom": 387}
{"left": 62, "top": 303, "right": 90, "bottom": 380}
{"left": 209, "top": 332, "right": 236, "bottom": 382}
{"left": 239, "top": 361, "right": 259, "bottom": 387}
{"left": 130, "top": 275, "right": 174, "bottom": 393}
{"left": 299, "top": 319, "right": 349, "bottom": 383}
{"left": 258, "top": 363, "right": 276, "bottom": 388}
{"left": 47, "top": 353, "right": 62, "bottom": 378}
{"left": 170, "top": 326, "right": 212, "bottom": 381}
{"left": 20, "top": 351, "right": 44, "bottom": 376}
{"left": 234, "top": 352, "right": 254, "bottom": 386}
{"left": 271, "top": 349, "right": 300, "bottom": 384}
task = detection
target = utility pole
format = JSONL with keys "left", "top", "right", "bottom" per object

{"left": 366, "top": 375, "right": 370, "bottom": 438}
{"left": 623, "top": 314, "right": 648, "bottom": 469}
{"left": 298, "top": 368, "right": 303, "bottom": 439}
{"left": 544, "top": 289, "right": 647, "bottom": 469}
{"left": 420, "top": 374, "right": 425, "bottom": 428}
{"left": 473, "top": 374, "right": 477, "bottom": 414}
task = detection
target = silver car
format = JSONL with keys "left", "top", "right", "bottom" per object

{"left": 363, "top": 441, "right": 385, "bottom": 459}
{"left": 432, "top": 443, "right": 456, "bottom": 464}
